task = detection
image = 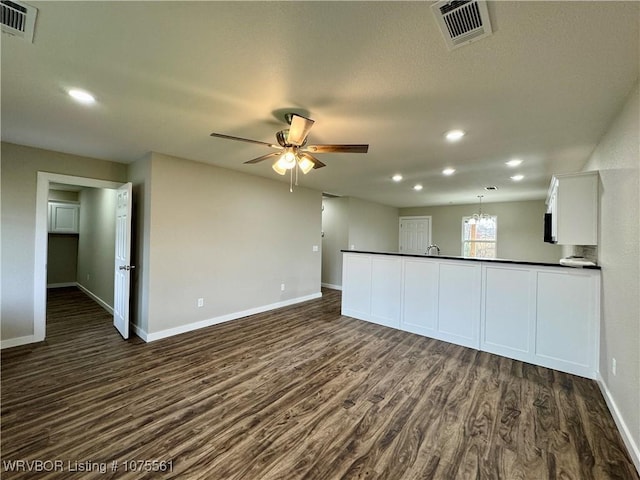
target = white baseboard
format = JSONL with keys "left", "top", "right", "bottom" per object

{"left": 76, "top": 283, "right": 114, "bottom": 315}
{"left": 321, "top": 282, "right": 342, "bottom": 291}
{"left": 1, "top": 335, "right": 39, "bottom": 350}
{"left": 144, "top": 292, "right": 323, "bottom": 343}
{"left": 596, "top": 373, "right": 640, "bottom": 475}
{"left": 130, "top": 323, "right": 148, "bottom": 342}
{"left": 47, "top": 282, "right": 77, "bottom": 288}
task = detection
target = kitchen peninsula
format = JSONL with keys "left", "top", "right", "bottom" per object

{"left": 341, "top": 250, "right": 601, "bottom": 379}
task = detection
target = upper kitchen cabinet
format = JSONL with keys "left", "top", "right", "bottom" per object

{"left": 48, "top": 201, "right": 80, "bottom": 234}
{"left": 547, "top": 171, "right": 598, "bottom": 245}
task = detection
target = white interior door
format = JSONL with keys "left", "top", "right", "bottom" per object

{"left": 113, "top": 182, "right": 133, "bottom": 339}
{"left": 399, "top": 216, "right": 432, "bottom": 254}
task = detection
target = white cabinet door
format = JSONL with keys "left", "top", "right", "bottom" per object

{"left": 482, "top": 265, "right": 534, "bottom": 363}
{"left": 436, "top": 262, "right": 481, "bottom": 349}
{"left": 401, "top": 258, "right": 438, "bottom": 336}
{"left": 48, "top": 202, "right": 79, "bottom": 233}
{"left": 535, "top": 269, "right": 598, "bottom": 377}
{"left": 342, "top": 253, "right": 372, "bottom": 318}
{"left": 549, "top": 171, "right": 598, "bottom": 245}
{"left": 370, "top": 257, "right": 402, "bottom": 328}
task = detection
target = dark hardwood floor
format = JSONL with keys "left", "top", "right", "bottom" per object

{"left": 1, "top": 287, "right": 637, "bottom": 480}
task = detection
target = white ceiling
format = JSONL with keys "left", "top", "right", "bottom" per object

{"left": 2, "top": 1, "right": 638, "bottom": 207}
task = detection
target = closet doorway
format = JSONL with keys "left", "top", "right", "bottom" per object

{"left": 34, "top": 173, "right": 132, "bottom": 341}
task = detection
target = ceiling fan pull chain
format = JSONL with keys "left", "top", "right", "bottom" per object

{"left": 290, "top": 168, "right": 294, "bottom": 193}
{"left": 295, "top": 163, "right": 299, "bottom": 186}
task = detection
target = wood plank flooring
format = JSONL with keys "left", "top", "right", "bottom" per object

{"left": 1, "top": 287, "right": 637, "bottom": 480}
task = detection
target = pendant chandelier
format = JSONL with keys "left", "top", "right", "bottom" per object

{"left": 467, "top": 195, "right": 491, "bottom": 225}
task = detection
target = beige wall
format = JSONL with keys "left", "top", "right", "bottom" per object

{"left": 77, "top": 188, "right": 118, "bottom": 307}
{"left": 583, "top": 83, "right": 639, "bottom": 460}
{"left": 400, "top": 200, "right": 563, "bottom": 263}
{"left": 128, "top": 153, "right": 152, "bottom": 333}
{"left": 142, "top": 152, "right": 322, "bottom": 334}
{"left": 321, "top": 196, "right": 399, "bottom": 288}
{"left": 47, "top": 235, "right": 78, "bottom": 285}
{"left": 321, "top": 197, "right": 349, "bottom": 287}
{"left": 48, "top": 190, "right": 79, "bottom": 202}
{"left": 347, "top": 197, "right": 399, "bottom": 252}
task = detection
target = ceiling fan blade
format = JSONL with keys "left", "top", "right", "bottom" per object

{"left": 210, "top": 132, "right": 279, "bottom": 148}
{"left": 302, "top": 144, "right": 369, "bottom": 154}
{"left": 287, "top": 114, "right": 315, "bottom": 146}
{"left": 300, "top": 152, "right": 326, "bottom": 169}
{"left": 244, "top": 152, "right": 281, "bottom": 164}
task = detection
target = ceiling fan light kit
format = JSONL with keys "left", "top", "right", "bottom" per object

{"left": 210, "top": 112, "right": 368, "bottom": 191}
{"left": 271, "top": 149, "right": 314, "bottom": 176}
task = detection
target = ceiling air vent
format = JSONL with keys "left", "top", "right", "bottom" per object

{"left": 432, "top": 0, "right": 492, "bottom": 50}
{"left": 1, "top": 0, "right": 37, "bottom": 43}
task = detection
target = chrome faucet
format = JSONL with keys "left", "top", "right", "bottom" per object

{"left": 426, "top": 244, "right": 440, "bottom": 256}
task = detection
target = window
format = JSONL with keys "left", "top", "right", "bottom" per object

{"left": 462, "top": 216, "right": 497, "bottom": 258}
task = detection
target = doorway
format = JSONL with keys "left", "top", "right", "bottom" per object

{"left": 34, "top": 173, "right": 130, "bottom": 342}
{"left": 399, "top": 216, "right": 432, "bottom": 254}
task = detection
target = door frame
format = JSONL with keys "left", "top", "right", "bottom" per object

{"left": 34, "top": 172, "right": 124, "bottom": 342}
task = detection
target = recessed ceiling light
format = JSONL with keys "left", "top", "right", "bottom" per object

{"left": 442, "top": 167, "right": 456, "bottom": 176}
{"left": 511, "top": 174, "right": 524, "bottom": 181}
{"left": 506, "top": 159, "right": 523, "bottom": 167}
{"left": 68, "top": 89, "right": 96, "bottom": 104}
{"left": 392, "top": 174, "right": 403, "bottom": 182}
{"left": 445, "top": 129, "right": 465, "bottom": 142}
{"left": 413, "top": 184, "right": 423, "bottom": 191}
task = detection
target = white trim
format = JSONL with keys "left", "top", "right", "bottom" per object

{"left": 1, "top": 335, "right": 38, "bottom": 350}
{"left": 143, "top": 292, "right": 323, "bottom": 342}
{"left": 130, "top": 323, "right": 148, "bottom": 342}
{"left": 47, "top": 282, "right": 77, "bottom": 288}
{"left": 596, "top": 373, "right": 640, "bottom": 475}
{"left": 35, "top": 172, "right": 124, "bottom": 342}
{"left": 76, "top": 282, "right": 114, "bottom": 315}
{"left": 321, "top": 282, "right": 342, "bottom": 291}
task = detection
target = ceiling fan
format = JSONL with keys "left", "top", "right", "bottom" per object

{"left": 210, "top": 113, "right": 369, "bottom": 178}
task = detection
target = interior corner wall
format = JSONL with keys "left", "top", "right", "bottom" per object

{"left": 0, "top": 142, "right": 127, "bottom": 342}
{"left": 347, "top": 197, "right": 400, "bottom": 253}
{"left": 583, "top": 82, "right": 639, "bottom": 467}
{"left": 321, "top": 196, "right": 399, "bottom": 288}
{"left": 400, "top": 200, "right": 563, "bottom": 263}
{"left": 77, "top": 187, "right": 118, "bottom": 308}
{"left": 127, "top": 153, "right": 152, "bottom": 334}
{"left": 321, "top": 197, "right": 349, "bottom": 287}
{"left": 143, "top": 152, "right": 322, "bottom": 335}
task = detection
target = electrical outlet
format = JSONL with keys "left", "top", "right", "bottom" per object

{"left": 281, "top": 283, "right": 285, "bottom": 292}
{"left": 197, "top": 298, "right": 204, "bottom": 308}
{"left": 350, "top": 244, "right": 355, "bottom": 250}
{"left": 312, "top": 245, "right": 319, "bottom": 252}
{"left": 612, "top": 357, "right": 617, "bottom": 376}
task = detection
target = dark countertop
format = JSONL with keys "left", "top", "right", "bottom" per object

{"left": 341, "top": 250, "right": 601, "bottom": 270}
